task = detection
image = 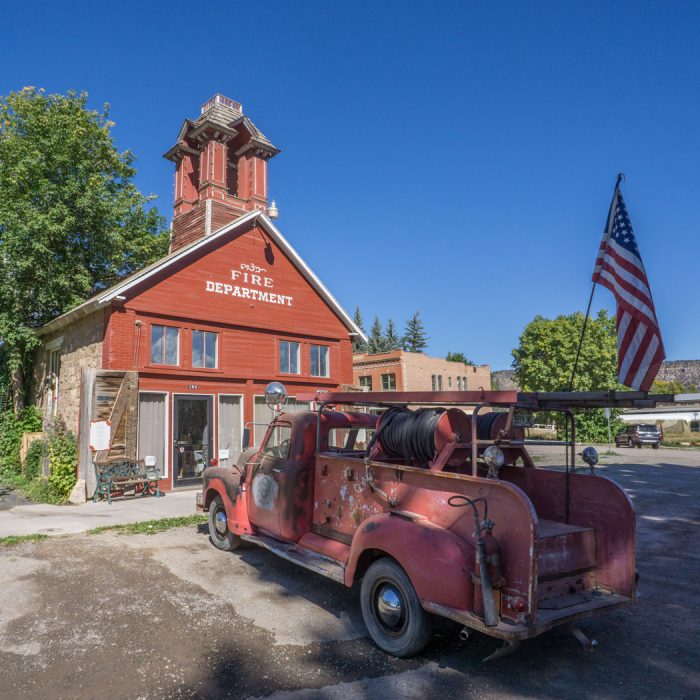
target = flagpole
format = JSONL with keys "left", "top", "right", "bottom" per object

{"left": 568, "top": 173, "right": 624, "bottom": 391}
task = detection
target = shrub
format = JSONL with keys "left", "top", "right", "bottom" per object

{"left": 23, "top": 438, "right": 47, "bottom": 480}
{"left": 46, "top": 420, "right": 77, "bottom": 500}
{"left": 0, "top": 407, "right": 43, "bottom": 475}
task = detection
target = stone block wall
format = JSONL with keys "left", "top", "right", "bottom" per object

{"left": 31, "top": 310, "right": 106, "bottom": 434}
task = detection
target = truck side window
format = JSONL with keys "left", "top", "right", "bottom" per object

{"left": 260, "top": 425, "right": 292, "bottom": 460}
{"left": 327, "top": 427, "right": 376, "bottom": 452}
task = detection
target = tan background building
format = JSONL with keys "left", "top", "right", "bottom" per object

{"left": 353, "top": 350, "right": 490, "bottom": 393}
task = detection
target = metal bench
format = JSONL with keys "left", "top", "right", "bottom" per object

{"left": 92, "top": 458, "right": 163, "bottom": 504}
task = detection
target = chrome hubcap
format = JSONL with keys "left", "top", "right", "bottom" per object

{"left": 214, "top": 509, "right": 228, "bottom": 535}
{"left": 376, "top": 584, "right": 403, "bottom": 628}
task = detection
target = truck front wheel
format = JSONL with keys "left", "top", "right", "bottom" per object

{"left": 360, "top": 558, "right": 432, "bottom": 657}
{"left": 208, "top": 495, "right": 242, "bottom": 552}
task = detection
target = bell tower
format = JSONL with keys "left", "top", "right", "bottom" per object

{"left": 164, "top": 94, "right": 280, "bottom": 252}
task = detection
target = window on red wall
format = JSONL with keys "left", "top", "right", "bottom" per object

{"left": 151, "top": 325, "right": 179, "bottom": 365}
{"left": 279, "top": 340, "right": 300, "bottom": 374}
{"left": 310, "top": 344, "right": 329, "bottom": 377}
{"left": 192, "top": 330, "right": 218, "bottom": 369}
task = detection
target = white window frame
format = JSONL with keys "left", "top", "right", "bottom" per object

{"left": 310, "top": 344, "right": 330, "bottom": 378}
{"left": 192, "top": 329, "right": 219, "bottom": 369}
{"left": 279, "top": 340, "right": 301, "bottom": 374}
{"left": 151, "top": 324, "right": 180, "bottom": 366}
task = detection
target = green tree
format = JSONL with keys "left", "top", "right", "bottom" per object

{"left": 367, "top": 316, "right": 387, "bottom": 354}
{"left": 446, "top": 351, "right": 475, "bottom": 365}
{"left": 512, "top": 310, "right": 624, "bottom": 442}
{"left": 403, "top": 312, "right": 428, "bottom": 353}
{"left": 0, "top": 88, "right": 169, "bottom": 411}
{"left": 385, "top": 319, "right": 402, "bottom": 351}
{"left": 651, "top": 379, "right": 697, "bottom": 394}
{"left": 352, "top": 306, "right": 368, "bottom": 353}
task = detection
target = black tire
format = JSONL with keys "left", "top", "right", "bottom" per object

{"left": 208, "top": 495, "right": 241, "bottom": 551}
{"left": 360, "top": 558, "right": 432, "bottom": 658}
{"left": 652, "top": 442, "right": 660, "bottom": 450}
{"left": 637, "top": 443, "right": 642, "bottom": 449}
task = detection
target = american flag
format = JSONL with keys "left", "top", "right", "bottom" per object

{"left": 592, "top": 188, "right": 665, "bottom": 391}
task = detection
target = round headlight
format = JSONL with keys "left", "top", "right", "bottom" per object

{"left": 483, "top": 445, "right": 505, "bottom": 474}
{"left": 264, "top": 381, "right": 288, "bottom": 409}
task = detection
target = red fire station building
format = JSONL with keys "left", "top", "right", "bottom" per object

{"left": 33, "top": 94, "right": 364, "bottom": 496}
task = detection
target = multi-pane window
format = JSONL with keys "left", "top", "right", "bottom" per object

{"left": 151, "top": 325, "right": 179, "bottom": 365}
{"left": 381, "top": 373, "right": 396, "bottom": 390}
{"left": 431, "top": 375, "right": 437, "bottom": 391}
{"left": 279, "top": 340, "right": 300, "bottom": 374}
{"left": 448, "top": 377, "right": 452, "bottom": 388}
{"left": 457, "top": 376, "right": 462, "bottom": 391}
{"left": 192, "top": 330, "right": 218, "bottom": 369}
{"left": 437, "top": 375, "right": 443, "bottom": 390}
{"left": 310, "top": 344, "right": 329, "bottom": 377}
{"left": 359, "top": 375, "right": 373, "bottom": 390}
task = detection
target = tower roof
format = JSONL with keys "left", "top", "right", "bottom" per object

{"left": 164, "top": 93, "right": 279, "bottom": 160}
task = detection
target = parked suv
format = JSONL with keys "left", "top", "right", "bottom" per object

{"left": 615, "top": 424, "right": 662, "bottom": 449}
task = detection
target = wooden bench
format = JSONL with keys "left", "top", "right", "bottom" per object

{"left": 92, "top": 458, "right": 163, "bottom": 504}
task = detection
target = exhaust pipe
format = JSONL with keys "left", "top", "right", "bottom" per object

{"left": 459, "top": 626, "right": 471, "bottom": 641}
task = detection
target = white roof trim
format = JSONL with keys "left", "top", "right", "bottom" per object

{"left": 39, "top": 209, "right": 367, "bottom": 342}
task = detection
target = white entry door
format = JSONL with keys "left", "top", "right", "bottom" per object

{"left": 218, "top": 395, "right": 243, "bottom": 468}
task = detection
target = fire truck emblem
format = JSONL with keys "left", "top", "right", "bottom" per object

{"left": 252, "top": 473, "right": 277, "bottom": 510}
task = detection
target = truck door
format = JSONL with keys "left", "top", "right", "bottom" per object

{"left": 247, "top": 422, "right": 292, "bottom": 539}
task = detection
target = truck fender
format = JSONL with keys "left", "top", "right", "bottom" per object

{"left": 345, "top": 513, "right": 474, "bottom": 611}
{"left": 203, "top": 472, "right": 253, "bottom": 535}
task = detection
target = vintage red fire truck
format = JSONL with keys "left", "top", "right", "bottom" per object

{"left": 197, "top": 383, "right": 671, "bottom": 658}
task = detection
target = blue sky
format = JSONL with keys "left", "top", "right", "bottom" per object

{"left": 2, "top": 1, "right": 698, "bottom": 369}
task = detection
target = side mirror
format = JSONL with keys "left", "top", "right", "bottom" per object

{"left": 242, "top": 428, "right": 251, "bottom": 451}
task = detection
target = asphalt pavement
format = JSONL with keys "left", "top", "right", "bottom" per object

{"left": 1, "top": 446, "right": 698, "bottom": 699}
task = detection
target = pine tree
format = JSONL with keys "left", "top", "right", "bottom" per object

{"left": 385, "top": 319, "right": 402, "bottom": 350}
{"left": 368, "top": 316, "right": 387, "bottom": 354}
{"left": 403, "top": 312, "right": 429, "bottom": 353}
{"left": 352, "top": 306, "right": 368, "bottom": 353}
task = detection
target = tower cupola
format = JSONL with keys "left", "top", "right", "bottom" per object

{"left": 164, "top": 94, "right": 279, "bottom": 251}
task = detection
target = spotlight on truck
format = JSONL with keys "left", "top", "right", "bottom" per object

{"left": 265, "top": 381, "right": 288, "bottom": 413}
{"left": 483, "top": 446, "right": 505, "bottom": 478}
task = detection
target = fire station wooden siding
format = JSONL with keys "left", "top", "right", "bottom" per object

{"left": 102, "top": 221, "right": 354, "bottom": 385}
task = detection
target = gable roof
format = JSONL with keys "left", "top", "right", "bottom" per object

{"left": 38, "top": 210, "right": 367, "bottom": 341}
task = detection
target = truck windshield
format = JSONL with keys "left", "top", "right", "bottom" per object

{"left": 260, "top": 425, "right": 292, "bottom": 460}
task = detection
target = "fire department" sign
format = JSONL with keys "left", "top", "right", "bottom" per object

{"left": 204, "top": 262, "right": 293, "bottom": 307}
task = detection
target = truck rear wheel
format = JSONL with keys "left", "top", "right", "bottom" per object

{"left": 208, "top": 495, "right": 241, "bottom": 551}
{"left": 360, "top": 558, "right": 432, "bottom": 658}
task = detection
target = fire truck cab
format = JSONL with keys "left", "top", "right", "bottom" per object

{"left": 197, "top": 384, "right": 667, "bottom": 658}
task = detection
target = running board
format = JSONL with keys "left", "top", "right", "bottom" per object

{"left": 241, "top": 533, "right": 346, "bottom": 583}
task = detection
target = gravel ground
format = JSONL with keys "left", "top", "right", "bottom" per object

{"left": 1, "top": 446, "right": 698, "bottom": 700}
